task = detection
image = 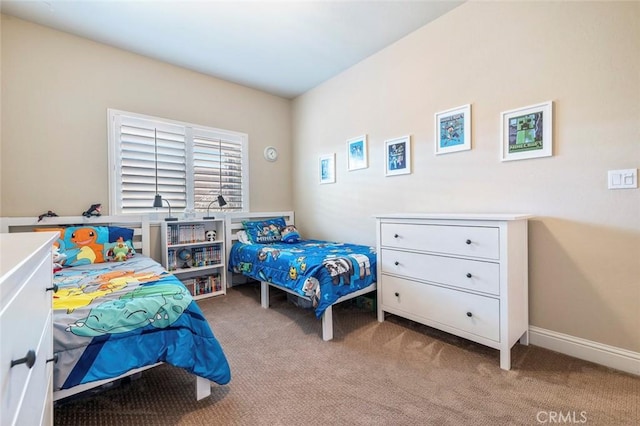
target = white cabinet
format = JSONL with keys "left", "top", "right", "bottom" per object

{"left": 375, "top": 214, "right": 530, "bottom": 370}
{"left": 0, "top": 231, "right": 58, "bottom": 426}
{"left": 160, "top": 219, "right": 226, "bottom": 299}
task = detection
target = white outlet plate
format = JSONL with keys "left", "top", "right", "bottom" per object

{"left": 608, "top": 168, "right": 637, "bottom": 189}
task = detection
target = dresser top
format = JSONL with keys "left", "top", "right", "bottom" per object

{"left": 0, "top": 231, "right": 59, "bottom": 281}
{"left": 375, "top": 213, "right": 532, "bottom": 221}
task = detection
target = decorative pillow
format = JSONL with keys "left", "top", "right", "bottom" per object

{"left": 108, "top": 226, "right": 134, "bottom": 244}
{"left": 242, "top": 217, "right": 287, "bottom": 244}
{"left": 62, "top": 226, "right": 110, "bottom": 267}
{"left": 281, "top": 225, "right": 301, "bottom": 243}
{"left": 237, "top": 230, "right": 252, "bottom": 245}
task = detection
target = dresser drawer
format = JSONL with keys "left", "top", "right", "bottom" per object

{"left": 380, "top": 275, "right": 500, "bottom": 342}
{"left": 380, "top": 223, "right": 500, "bottom": 260}
{"left": 381, "top": 249, "right": 500, "bottom": 296}
{"left": 0, "top": 252, "right": 53, "bottom": 426}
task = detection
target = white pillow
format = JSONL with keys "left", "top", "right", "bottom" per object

{"left": 237, "top": 230, "right": 252, "bottom": 244}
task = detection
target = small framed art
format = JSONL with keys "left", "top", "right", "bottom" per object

{"left": 319, "top": 153, "right": 336, "bottom": 184}
{"left": 384, "top": 135, "right": 411, "bottom": 176}
{"left": 435, "top": 104, "right": 471, "bottom": 155}
{"left": 501, "top": 101, "right": 553, "bottom": 161}
{"left": 347, "top": 135, "right": 368, "bottom": 171}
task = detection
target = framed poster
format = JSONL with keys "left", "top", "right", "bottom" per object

{"left": 346, "top": 135, "right": 368, "bottom": 171}
{"left": 501, "top": 101, "right": 553, "bottom": 161}
{"left": 435, "top": 104, "right": 471, "bottom": 155}
{"left": 319, "top": 153, "right": 336, "bottom": 184}
{"left": 384, "top": 135, "right": 411, "bottom": 176}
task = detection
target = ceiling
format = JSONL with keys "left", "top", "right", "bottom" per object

{"left": 1, "top": 1, "right": 463, "bottom": 99}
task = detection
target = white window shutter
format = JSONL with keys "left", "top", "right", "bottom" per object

{"left": 109, "top": 109, "right": 248, "bottom": 215}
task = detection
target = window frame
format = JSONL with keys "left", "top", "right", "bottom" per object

{"left": 107, "top": 108, "right": 249, "bottom": 216}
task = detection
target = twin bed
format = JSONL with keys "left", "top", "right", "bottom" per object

{"left": 2, "top": 210, "right": 376, "bottom": 404}
{"left": 2, "top": 215, "right": 230, "bottom": 402}
{"left": 224, "top": 211, "right": 377, "bottom": 341}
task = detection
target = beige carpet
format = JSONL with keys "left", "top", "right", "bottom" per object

{"left": 54, "top": 283, "right": 639, "bottom": 425}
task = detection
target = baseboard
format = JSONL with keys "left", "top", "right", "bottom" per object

{"left": 529, "top": 326, "right": 640, "bottom": 376}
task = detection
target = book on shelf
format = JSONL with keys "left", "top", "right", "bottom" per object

{"left": 167, "top": 223, "right": 208, "bottom": 245}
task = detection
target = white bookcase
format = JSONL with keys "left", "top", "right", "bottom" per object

{"left": 160, "top": 219, "right": 226, "bottom": 300}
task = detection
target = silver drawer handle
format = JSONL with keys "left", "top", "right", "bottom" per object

{"left": 11, "top": 350, "right": 36, "bottom": 369}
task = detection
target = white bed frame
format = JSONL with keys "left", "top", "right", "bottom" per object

{"left": 225, "top": 211, "right": 377, "bottom": 341}
{"left": 1, "top": 215, "right": 212, "bottom": 401}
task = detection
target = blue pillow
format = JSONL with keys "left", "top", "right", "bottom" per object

{"left": 281, "top": 225, "right": 301, "bottom": 243}
{"left": 108, "top": 226, "right": 134, "bottom": 243}
{"left": 242, "top": 217, "right": 286, "bottom": 244}
{"left": 62, "top": 226, "right": 110, "bottom": 266}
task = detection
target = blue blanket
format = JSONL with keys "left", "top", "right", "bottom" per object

{"left": 53, "top": 255, "right": 230, "bottom": 391}
{"left": 228, "top": 240, "right": 376, "bottom": 318}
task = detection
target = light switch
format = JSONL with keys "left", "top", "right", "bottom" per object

{"left": 608, "top": 169, "right": 638, "bottom": 189}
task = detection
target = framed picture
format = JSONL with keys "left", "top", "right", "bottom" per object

{"left": 435, "top": 104, "right": 471, "bottom": 155}
{"left": 319, "top": 153, "right": 336, "bottom": 184}
{"left": 346, "top": 135, "right": 368, "bottom": 171}
{"left": 384, "top": 135, "right": 411, "bottom": 176}
{"left": 501, "top": 101, "right": 553, "bottom": 161}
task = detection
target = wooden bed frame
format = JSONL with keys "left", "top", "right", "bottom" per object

{"left": 1, "top": 215, "right": 212, "bottom": 401}
{"left": 224, "top": 211, "right": 377, "bottom": 341}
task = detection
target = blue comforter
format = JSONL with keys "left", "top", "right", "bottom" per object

{"left": 228, "top": 240, "right": 377, "bottom": 318}
{"left": 52, "top": 255, "right": 230, "bottom": 391}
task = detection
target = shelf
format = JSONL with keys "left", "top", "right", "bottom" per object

{"left": 161, "top": 219, "right": 226, "bottom": 300}
{"left": 170, "top": 263, "right": 224, "bottom": 275}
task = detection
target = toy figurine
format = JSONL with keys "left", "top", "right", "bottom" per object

{"left": 205, "top": 230, "right": 217, "bottom": 242}
{"left": 38, "top": 210, "right": 58, "bottom": 222}
{"left": 82, "top": 203, "right": 102, "bottom": 218}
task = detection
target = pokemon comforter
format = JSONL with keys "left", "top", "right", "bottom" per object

{"left": 228, "top": 240, "right": 377, "bottom": 318}
{"left": 52, "top": 255, "right": 230, "bottom": 392}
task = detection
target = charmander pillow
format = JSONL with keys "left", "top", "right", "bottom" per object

{"left": 62, "top": 226, "right": 109, "bottom": 266}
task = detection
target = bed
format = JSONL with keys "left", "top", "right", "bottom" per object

{"left": 225, "top": 211, "right": 377, "bottom": 341}
{"left": 1, "top": 215, "right": 231, "bottom": 402}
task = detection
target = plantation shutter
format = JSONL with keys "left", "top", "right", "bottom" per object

{"left": 114, "top": 115, "right": 187, "bottom": 214}
{"left": 193, "top": 128, "right": 245, "bottom": 212}
{"left": 110, "top": 109, "right": 248, "bottom": 215}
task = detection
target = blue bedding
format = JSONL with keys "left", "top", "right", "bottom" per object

{"left": 52, "top": 255, "right": 230, "bottom": 391}
{"left": 228, "top": 240, "right": 377, "bottom": 318}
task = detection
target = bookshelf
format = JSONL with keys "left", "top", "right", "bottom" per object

{"left": 160, "top": 219, "right": 226, "bottom": 299}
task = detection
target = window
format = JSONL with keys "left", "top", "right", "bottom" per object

{"left": 108, "top": 109, "right": 249, "bottom": 215}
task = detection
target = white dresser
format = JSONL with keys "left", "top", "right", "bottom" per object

{"left": 1, "top": 231, "right": 58, "bottom": 426}
{"left": 375, "top": 214, "right": 530, "bottom": 370}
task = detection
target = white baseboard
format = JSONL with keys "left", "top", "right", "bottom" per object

{"left": 529, "top": 326, "right": 640, "bottom": 376}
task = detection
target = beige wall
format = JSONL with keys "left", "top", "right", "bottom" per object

{"left": 0, "top": 15, "right": 293, "bottom": 217}
{"left": 292, "top": 2, "right": 640, "bottom": 352}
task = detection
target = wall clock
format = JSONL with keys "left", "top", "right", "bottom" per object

{"left": 264, "top": 146, "right": 278, "bottom": 162}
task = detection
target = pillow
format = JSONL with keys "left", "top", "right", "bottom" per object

{"left": 237, "top": 230, "right": 252, "bottom": 245}
{"left": 242, "top": 217, "right": 287, "bottom": 244}
{"left": 62, "top": 226, "right": 110, "bottom": 266}
{"left": 280, "top": 225, "right": 301, "bottom": 243}
{"left": 108, "top": 226, "right": 134, "bottom": 243}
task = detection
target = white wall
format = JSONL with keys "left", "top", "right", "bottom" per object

{"left": 292, "top": 1, "right": 640, "bottom": 353}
